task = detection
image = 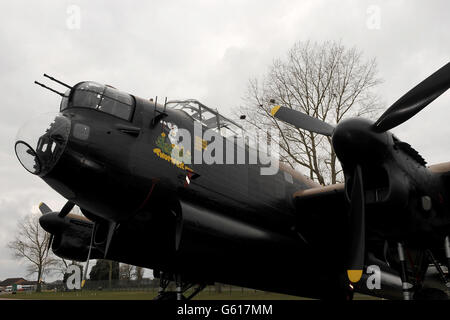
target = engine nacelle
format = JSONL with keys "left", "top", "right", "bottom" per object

{"left": 39, "top": 212, "right": 102, "bottom": 261}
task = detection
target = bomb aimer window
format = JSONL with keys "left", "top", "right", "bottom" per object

{"left": 64, "top": 82, "right": 135, "bottom": 121}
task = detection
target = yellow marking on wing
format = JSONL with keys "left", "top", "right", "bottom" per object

{"left": 270, "top": 105, "right": 281, "bottom": 116}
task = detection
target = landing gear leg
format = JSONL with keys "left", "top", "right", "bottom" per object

{"left": 153, "top": 272, "right": 206, "bottom": 300}
{"left": 425, "top": 249, "right": 450, "bottom": 288}
{"left": 397, "top": 242, "right": 413, "bottom": 300}
{"left": 153, "top": 272, "right": 173, "bottom": 300}
{"left": 185, "top": 283, "right": 207, "bottom": 300}
{"left": 158, "top": 271, "right": 170, "bottom": 296}
{"left": 176, "top": 274, "right": 183, "bottom": 301}
{"left": 445, "top": 236, "right": 450, "bottom": 289}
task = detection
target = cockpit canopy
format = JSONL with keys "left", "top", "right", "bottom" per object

{"left": 166, "top": 99, "right": 244, "bottom": 138}
{"left": 61, "top": 81, "right": 134, "bottom": 121}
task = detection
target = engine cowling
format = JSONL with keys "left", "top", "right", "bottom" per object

{"left": 39, "top": 212, "right": 102, "bottom": 261}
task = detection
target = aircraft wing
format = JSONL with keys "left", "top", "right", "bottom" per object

{"left": 292, "top": 183, "right": 348, "bottom": 244}
{"left": 293, "top": 183, "right": 346, "bottom": 217}
{"left": 429, "top": 161, "right": 450, "bottom": 177}
{"left": 429, "top": 161, "right": 450, "bottom": 205}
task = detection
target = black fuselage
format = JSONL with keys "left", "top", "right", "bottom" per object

{"left": 37, "top": 82, "right": 344, "bottom": 298}
{"left": 20, "top": 81, "right": 449, "bottom": 300}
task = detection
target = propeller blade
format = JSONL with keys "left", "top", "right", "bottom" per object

{"left": 347, "top": 165, "right": 366, "bottom": 283}
{"left": 47, "top": 234, "right": 54, "bottom": 250}
{"left": 373, "top": 62, "right": 450, "bottom": 132}
{"left": 104, "top": 222, "right": 117, "bottom": 259}
{"left": 270, "top": 105, "right": 335, "bottom": 136}
{"left": 38, "top": 203, "right": 54, "bottom": 250}
{"left": 38, "top": 202, "right": 52, "bottom": 215}
{"left": 58, "top": 201, "right": 75, "bottom": 218}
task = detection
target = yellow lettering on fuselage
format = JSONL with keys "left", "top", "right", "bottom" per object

{"left": 153, "top": 148, "right": 193, "bottom": 172}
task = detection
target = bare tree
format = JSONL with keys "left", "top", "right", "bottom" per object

{"left": 119, "top": 264, "right": 134, "bottom": 280}
{"left": 238, "top": 40, "right": 382, "bottom": 185}
{"left": 54, "top": 258, "right": 69, "bottom": 279}
{"left": 8, "top": 214, "right": 58, "bottom": 292}
{"left": 134, "top": 266, "right": 144, "bottom": 281}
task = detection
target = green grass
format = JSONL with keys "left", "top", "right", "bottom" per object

{"left": 194, "top": 290, "right": 307, "bottom": 300}
{"left": 4, "top": 291, "right": 158, "bottom": 300}
{"left": 1, "top": 290, "right": 379, "bottom": 300}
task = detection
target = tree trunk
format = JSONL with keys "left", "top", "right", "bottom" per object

{"left": 36, "top": 268, "right": 42, "bottom": 292}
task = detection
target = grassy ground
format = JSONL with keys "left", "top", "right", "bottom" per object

{"left": 0, "top": 289, "right": 379, "bottom": 300}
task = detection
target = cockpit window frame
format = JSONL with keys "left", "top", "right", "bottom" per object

{"left": 98, "top": 86, "right": 136, "bottom": 122}
{"left": 166, "top": 99, "right": 244, "bottom": 139}
{"left": 62, "top": 81, "right": 136, "bottom": 122}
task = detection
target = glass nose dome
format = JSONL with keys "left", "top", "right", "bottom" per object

{"left": 15, "top": 113, "right": 71, "bottom": 175}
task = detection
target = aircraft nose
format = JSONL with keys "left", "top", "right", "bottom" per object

{"left": 15, "top": 113, "right": 71, "bottom": 175}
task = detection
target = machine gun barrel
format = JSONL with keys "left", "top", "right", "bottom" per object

{"left": 43, "top": 74, "right": 72, "bottom": 89}
{"left": 34, "top": 81, "right": 66, "bottom": 97}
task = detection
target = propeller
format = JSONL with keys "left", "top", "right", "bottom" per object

{"left": 38, "top": 202, "right": 55, "bottom": 250}
{"left": 38, "top": 202, "right": 52, "bottom": 214}
{"left": 38, "top": 200, "right": 75, "bottom": 250}
{"left": 270, "top": 105, "right": 334, "bottom": 136}
{"left": 38, "top": 201, "right": 95, "bottom": 289}
{"left": 58, "top": 200, "right": 75, "bottom": 218}
{"left": 373, "top": 62, "right": 450, "bottom": 132}
{"left": 270, "top": 62, "right": 450, "bottom": 282}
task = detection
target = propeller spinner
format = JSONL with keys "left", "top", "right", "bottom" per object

{"left": 38, "top": 201, "right": 74, "bottom": 250}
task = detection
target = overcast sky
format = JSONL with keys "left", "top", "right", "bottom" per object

{"left": 0, "top": 0, "right": 449, "bottom": 282}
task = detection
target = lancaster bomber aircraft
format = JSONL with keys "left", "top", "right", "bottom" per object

{"left": 14, "top": 63, "right": 450, "bottom": 300}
